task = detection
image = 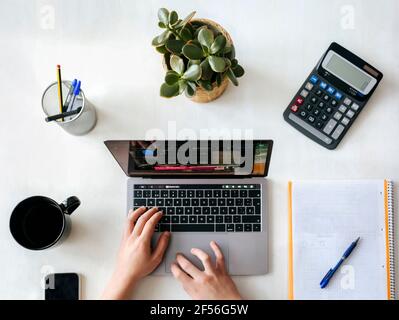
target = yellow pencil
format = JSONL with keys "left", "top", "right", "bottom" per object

{"left": 56, "top": 64, "right": 64, "bottom": 121}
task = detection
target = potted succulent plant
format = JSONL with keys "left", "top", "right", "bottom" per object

{"left": 152, "top": 8, "right": 245, "bottom": 103}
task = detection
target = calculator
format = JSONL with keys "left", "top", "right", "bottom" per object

{"left": 283, "top": 42, "right": 383, "bottom": 149}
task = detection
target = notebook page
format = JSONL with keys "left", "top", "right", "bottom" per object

{"left": 292, "top": 180, "right": 387, "bottom": 300}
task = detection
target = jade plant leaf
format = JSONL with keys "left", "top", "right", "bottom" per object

{"left": 180, "top": 27, "right": 193, "bottom": 42}
{"left": 155, "top": 45, "right": 168, "bottom": 54}
{"left": 198, "top": 28, "right": 214, "bottom": 49}
{"left": 210, "top": 35, "right": 226, "bottom": 54}
{"left": 178, "top": 80, "right": 188, "bottom": 94}
{"left": 169, "top": 11, "right": 178, "bottom": 26}
{"left": 182, "top": 43, "right": 204, "bottom": 60}
{"left": 208, "top": 56, "right": 226, "bottom": 73}
{"left": 200, "top": 59, "right": 213, "bottom": 81}
{"left": 199, "top": 80, "right": 213, "bottom": 91}
{"left": 185, "top": 84, "right": 195, "bottom": 97}
{"left": 182, "top": 64, "right": 202, "bottom": 81}
{"left": 158, "top": 22, "right": 166, "bottom": 28}
{"left": 152, "top": 30, "right": 171, "bottom": 47}
{"left": 170, "top": 55, "right": 185, "bottom": 75}
{"left": 175, "top": 11, "right": 196, "bottom": 29}
{"left": 158, "top": 8, "right": 169, "bottom": 25}
{"left": 165, "top": 39, "right": 185, "bottom": 54}
{"left": 188, "top": 59, "right": 201, "bottom": 68}
{"left": 165, "top": 70, "right": 180, "bottom": 85}
{"left": 232, "top": 64, "right": 245, "bottom": 78}
{"left": 226, "top": 69, "right": 238, "bottom": 86}
{"left": 160, "top": 82, "right": 180, "bottom": 97}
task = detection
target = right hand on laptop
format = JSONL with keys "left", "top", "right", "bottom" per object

{"left": 171, "top": 241, "right": 242, "bottom": 300}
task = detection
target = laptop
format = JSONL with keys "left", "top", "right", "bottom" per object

{"left": 105, "top": 140, "right": 273, "bottom": 275}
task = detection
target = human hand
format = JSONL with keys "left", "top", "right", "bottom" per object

{"left": 171, "top": 241, "right": 242, "bottom": 300}
{"left": 102, "top": 207, "right": 170, "bottom": 299}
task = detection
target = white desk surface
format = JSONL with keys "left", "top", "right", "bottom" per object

{"left": 1, "top": 0, "right": 398, "bottom": 300}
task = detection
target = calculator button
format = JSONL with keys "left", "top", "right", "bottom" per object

{"left": 300, "top": 110, "right": 307, "bottom": 118}
{"left": 305, "top": 82, "right": 314, "bottom": 90}
{"left": 320, "top": 81, "right": 328, "bottom": 89}
{"left": 334, "top": 92, "right": 343, "bottom": 100}
{"left": 300, "top": 89, "right": 309, "bottom": 98}
{"left": 290, "top": 105, "right": 299, "bottom": 113}
{"left": 325, "top": 107, "right": 333, "bottom": 114}
{"left": 327, "top": 86, "right": 336, "bottom": 95}
{"left": 295, "top": 96, "right": 305, "bottom": 105}
{"left": 343, "top": 97, "right": 352, "bottom": 106}
{"left": 288, "top": 113, "right": 332, "bottom": 145}
{"left": 315, "top": 121, "right": 324, "bottom": 129}
{"left": 312, "top": 108, "right": 321, "bottom": 116}
{"left": 305, "top": 104, "right": 313, "bottom": 111}
{"left": 332, "top": 124, "right": 345, "bottom": 140}
{"left": 323, "top": 95, "right": 330, "bottom": 102}
{"left": 351, "top": 103, "right": 360, "bottom": 111}
{"left": 333, "top": 112, "right": 343, "bottom": 121}
{"left": 341, "top": 117, "right": 350, "bottom": 126}
{"left": 310, "top": 75, "right": 319, "bottom": 84}
{"left": 321, "top": 113, "right": 328, "bottom": 121}
{"left": 330, "top": 99, "right": 338, "bottom": 107}
{"left": 310, "top": 96, "right": 318, "bottom": 104}
{"left": 307, "top": 115, "right": 316, "bottom": 123}
{"left": 315, "top": 89, "right": 323, "bottom": 96}
{"left": 323, "top": 119, "right": 338, "bottom": 135}
{"left": 318, "top": 101, "right": 325, "bottom": 109}
{"left": 338, "top": 105, "right": 347, "bottom": 113}
{"left": 346, "top": 110, "right": 355, "bottom": 118}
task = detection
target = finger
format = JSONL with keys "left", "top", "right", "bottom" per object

{"left": 124, "top": 207, "right": 146, "bottom": 239}
{"left": 210, "top": 241, "right": 226, "bottom": 270}
{"left": 171, "top": 262, "right": 192, "bottom": 285}
{"left": 141, "top": 210, "right": 164, "bottom": 241}
{"left": 190, "top": 248, "right": 213, "bottom": 272}
{"left": 151, "top": 231, "right": 171, "bottom": 263}
{"left": 132, "top": 207, "right": 159, "bottom": 237}
{"left": 176, "top": 254, "right": 202, "bottom": 279}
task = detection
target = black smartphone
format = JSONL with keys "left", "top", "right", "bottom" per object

{"left": 44, "top": 273, "right": 80, "bottom": 300}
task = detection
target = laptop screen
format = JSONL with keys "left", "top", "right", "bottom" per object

{"left": 105, "top": 140, "right": 273, "bottom": 177}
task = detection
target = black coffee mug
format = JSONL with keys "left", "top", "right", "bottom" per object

{"left": 10, "top": 196, "right": 80, "bottom": 250}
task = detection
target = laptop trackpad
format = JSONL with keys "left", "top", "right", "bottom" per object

{"left": 164, "top": 234, "right": 229, "bottom": 273}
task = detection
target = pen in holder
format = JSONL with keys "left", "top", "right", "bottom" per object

{"left": 41, "top": 80, "right": 97, "bottom": 135}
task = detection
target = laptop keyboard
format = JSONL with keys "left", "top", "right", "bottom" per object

{"left": 132, "top": 184, "right": 262, "bottom": 232}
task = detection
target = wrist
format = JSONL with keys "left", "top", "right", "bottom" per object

{"left": 102, "top": 272, "right": 140, "bottom": 300}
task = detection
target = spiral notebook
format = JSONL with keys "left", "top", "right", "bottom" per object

{"left": 288, "top": 180, "right": 395, "bottom": 300}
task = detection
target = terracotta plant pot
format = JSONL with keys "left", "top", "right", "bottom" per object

{"left": 163, "top": 18, "right": 234, "bottom": 103}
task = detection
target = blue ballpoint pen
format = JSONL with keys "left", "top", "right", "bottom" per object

{"left": 66, "top": 80, "right": 81, "bottom": 112}
{"left": 320, "top": 237, "right": 360, "bottom": 289}
{"left": 63, "top": 79, "right": 77, "bottom": 111}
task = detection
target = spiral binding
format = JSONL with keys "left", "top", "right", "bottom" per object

{"left": 387, "top": 181, "right": 396, "bottom": 300}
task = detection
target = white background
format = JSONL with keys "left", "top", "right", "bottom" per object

{"left": 0, "top": 0, "right": 398, "bottom": 299}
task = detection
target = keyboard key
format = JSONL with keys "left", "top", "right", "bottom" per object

{"left": 183, "top": 199, "right": 190, "bottom": 206}
{"left": 200, "top": 199, "right": 208, "bottom": 206}
{"left": 246, "top": 207, "right": 255, "bottom": 214}
{"left": 161, "top": 190, "right": 168, "bottom": 197}
{"left": 235, "top": 198, "right": 243, "bottom": 206}
{"left": 310, "top": 96, "right": 318, "bottom": 104}
{"left": 218, "top": 199, "right": 226, "bottom": 206}
{"left": 244, "top": 224, "right": 252, "bottom": 232}
{"left": 323, "top": 119, "right": 338, "bottom": 135}
{"left": 318, "top": 101, "right": 325, "bottom": 109}
{"left": 196, "top": 190, "right": 204, "bottom": 198}
{"left": 189, "top": 216, "right": 197, "bottom": 223}
{"left": 253, "top": 224, "right": 261, "bottom": 232}
{"left": 204, "top": 190, "right": 212, "bottom": 197}
{"left": 235, "top": 224, "right": 243, "bottom": 232}
{"left": 178, "top": 190, "right": 186, "bottom": 198}
{"left": 172, "top": 224, "right": 214, "bottom": 232}
{"left": 300, "top": 110, "right": 307, "bottom": 118}
{"left": 156, "top": 199, "right": 164, "bottom": 206}
{"left": 338, "top": 105, "right": 347, "bottom": 113}
{"left": 238, "top": 207, "right": 245, "bottom": 214}
{"left": 180, "top": 216, "right": 188, "bottom": 223}
{"left": 220, "top": 207, "right": 228, "bottom": 215}
{"left": 333, "top": 112, "right": 343, "bottom": 121}
{"left": 229, "top": 207, "right": 237, "bottom": 215}
{"left": 315, "top": 121, "right": 324, "bottom": 129}
{"left": 240, "top": 190, "right": 248, "bottom": 197}
{"left": 176, "top": 207, "right": 183, "bottom": 215}
{"left": 198, "top": 216, "right": 206, "bottom": 223}
{"left": 227, "top": 199, "right": 234, "bottom": 206}
{"left": 310, "top": 75, "right": 319, "bottom": 84}
{"left": 332, "top": 124, "right": 345, "bottom": 140}
{"left": 330, "top": 99, "right": 338, "bottom": 107}
{"left": 224, "top": 216, "right": 232, "bottom": 223}
{"left": 341, "top": 117, "right": 350, "bottom": 126}
{"left": 206, "top": 216, "right": 215, "bottom": 223}
{"left": 314, "top": 89, "right": 323, "bottom": 97}
{"left": 325, "top": 107, "right": 333, "bottom": 114}
{"left": 192, "top": 199, "right": 199, "bottom": 206}
{"left": 307, "top": 115, "right": 316, "bottom": 124}
{"left": 160, "top": 224, "right": 170, "bottom": 232}
{"left": 231, "top": 190, "right": 239, "bottom": 197}
{"left": 295, "top": 96, "right": 305, "bottom": 105}
{"left": 209, "top": 199, "right": 217, "bottom": 206}
{"left": 134, "top": 199, "right": 146, "bottom": 207}
{"left": 222, "top": 190, "right": 230, "bottom": 197}
{"left": 173, "top": 199, "right": 181, "bottom": 206}
{"left": 305, "top": 104, "right": 313, "bottom": 111}
{"left": 243, "top": 216, "right": 261, "bottom": 223}
{"left": 216, "top": 224, "right": 226, "bottom": 232}
{"left": 203, "top": 207, "right": 210, "bottom": 215}
{"left": 143, "top": 190, "right": 151, "bottom": 198}
{"left": 134, "top": 190, "right": 142, "bottom": 198}
{"left": 323, "top": 94, "right": 330, "bottom": 102}
{"left": 249, "top": 190, "right": 261, "bottom": 197}
{"left": 152, "top": 190, "right": 160, "bottom": 198}
{"left": 321, "top": 113, "right": 328, "bottom": 121}
{"left": 253, "top": 199, "right": 261, "bottom": 206}
{"left": 300, "top": 90, "right": 309, "bottom": 98}
{"left": 187, "top": 190, "right": 195, "bottom": 197}
{"left": 213, "top": 190, "right": 221, "bottom": 198}
{"left": 312, "top": 108, "right": 321, "bottom": 116}
{"left": 211, "top": 207, "right": 219, "bottom": 215}
{"left": 244, "top": 198, "right": 252, "bottom": 206}
{"left": 167, "top": 207, "right": 175, "bottom": 215}
{"left": 170, "top": 191, "right": 177, "bottom": 198}
{"left": 184, "top": 207, "right": 193, "bottom": 215}
{"left": 147, "top": 199, "right": 155, "bottom": 206}
{"left": 233, "top": 216, "right": 241, "bottom": 223}
{"left": 226, "top": 224, "right": 234, "bottom": 232}
{"left": 351, "top": 103, "right": 360, "bottom": 111}
{"left": 172, "top": 216, "right": 179, "bottom": 223}
{"left": 216, "top": 216, "right": 223, "bottom": 223}
{"left": 161, "top": 215, "right": 170, "bottom": 223}
{"left": 165, "top": 199, "right": 173, "bottom": 206}
{"left": 194, "top": 207, "right": 201, "bottom": 215}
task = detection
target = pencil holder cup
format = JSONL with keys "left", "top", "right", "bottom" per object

{"left": 41, "top": 81, "right": 97, "bottom": 135}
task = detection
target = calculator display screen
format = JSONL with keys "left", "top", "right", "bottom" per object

{"left": 322, "top": 51, "right": 377, "bottom": 95}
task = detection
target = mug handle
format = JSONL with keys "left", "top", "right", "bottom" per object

{"left": 60, "top": 196, "right": 81, "bottom": 215}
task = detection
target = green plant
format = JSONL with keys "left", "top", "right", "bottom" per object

{"left": 152, "top": 8, "right": 245, "bottom": 98}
